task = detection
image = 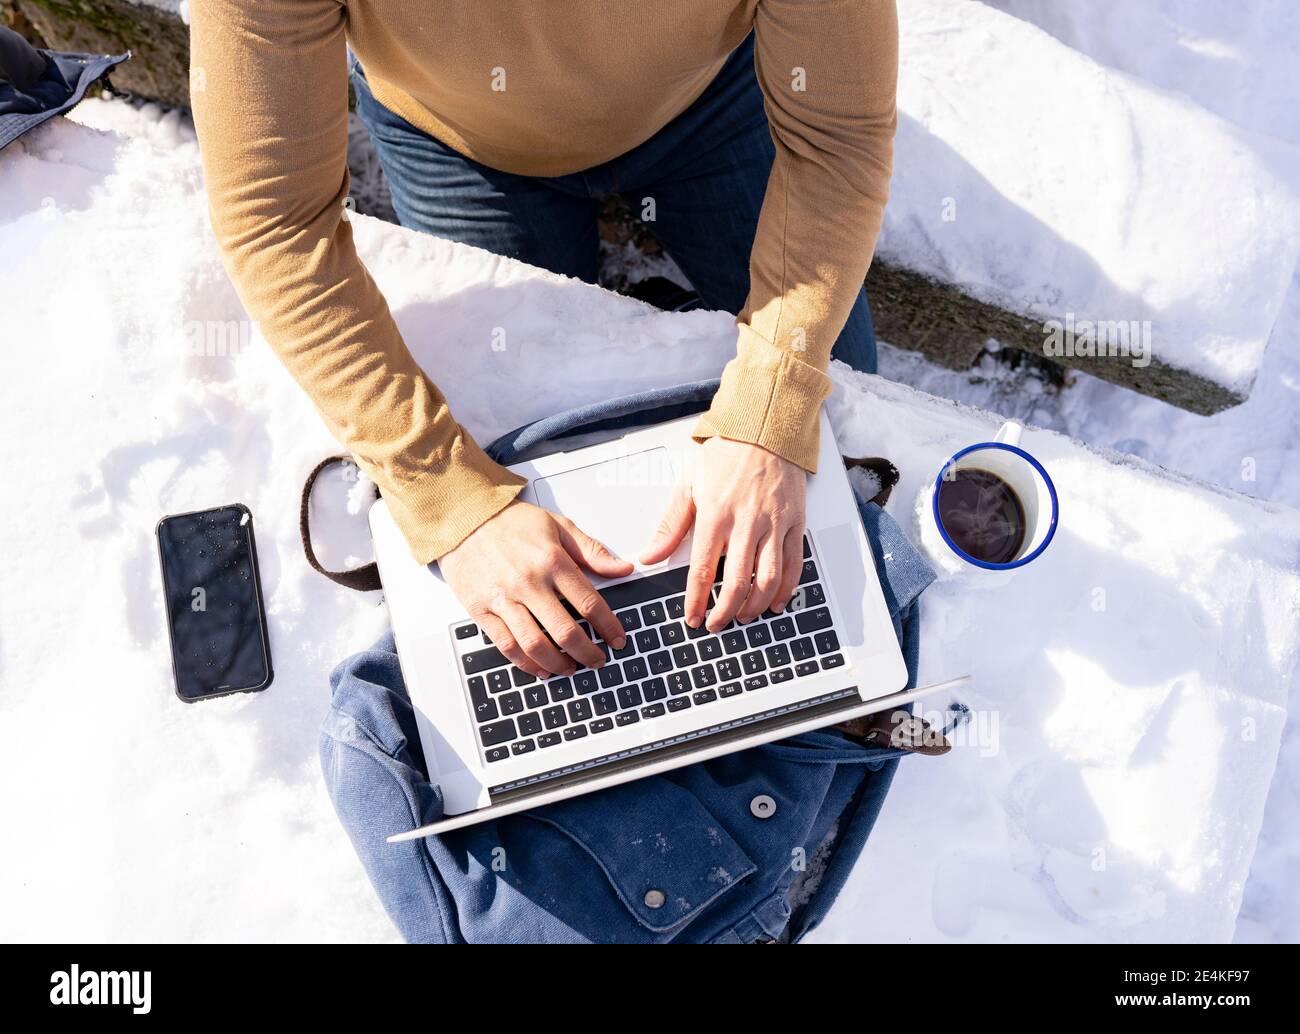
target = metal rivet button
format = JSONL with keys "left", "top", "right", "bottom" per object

{"left": 644, "top": 889, "right": 666, "bottom": 909}
{"left": 750, "top": 794, "right": 777, "bottom": 819}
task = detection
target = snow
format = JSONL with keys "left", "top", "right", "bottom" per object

{"left": 885, "top": 0, "right": 1300, "bottom": 395}
{"left": 4, "top": 0, "right": 1300, "bottom": 943}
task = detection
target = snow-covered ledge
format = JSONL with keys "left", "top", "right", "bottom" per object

{"left": 2, "top": 113, "right": 1298, "bottom": 941}
{"left": 875, "top": 0, "right": 1300, "bottom": 415}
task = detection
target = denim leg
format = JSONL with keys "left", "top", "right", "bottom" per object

{"left": 319, "top": 632, "right": 456, "bottom": 943}
{"left": 351, "top": 67, "right": 600, "bottom": 282}
{"left": 611, "top": 36, "right": 878, "bottom": 375}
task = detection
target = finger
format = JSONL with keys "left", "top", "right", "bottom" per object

{"left": 554, "top": 562, "right": 626, "bottom": 653}
{"left": 497, "top": 599, "right": 570, "bottom": 677}
{"left": 476, "top": 610, "right": 546, "bottom": 679}
{"left": 708, "top": 522, "right": 760, "bottom": 632}
{"left": 522, "top": 585, "right": 598, "bottom": 672}
{"left": 640, "top": 480, "right": 695, "bottom": 565}
{"left": 771, "top": 522, "right": 805, "bottom": 612}
{"left": 554, "top": 515, "right": 634, "bottom": 580}
{"left": 739, "top": 527, "right": 782, "bottom": 622}
{"left": 685, "top": 516, "right": 726, "bottom": 628}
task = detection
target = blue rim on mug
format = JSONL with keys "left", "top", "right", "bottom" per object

{"left": 932, "top": 442, "right": 1059, "bottom": 571}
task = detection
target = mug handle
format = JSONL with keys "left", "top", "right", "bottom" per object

{"left": 994, "top": 420, "right": 1023, "bottom": 449}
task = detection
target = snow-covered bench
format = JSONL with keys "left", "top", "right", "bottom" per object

{"left": 871, "top": 0, "right": 1300, "bottom": 415}
{"left": 3, "top": 106, "right": 1298, "bottom": 942}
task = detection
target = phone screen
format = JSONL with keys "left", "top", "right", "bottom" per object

{"left": 157, "top": 504, "right": 272, "bottom": 701}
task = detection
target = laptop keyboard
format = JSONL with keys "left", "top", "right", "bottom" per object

{"left": 454, "top": 535, "right": 848, "bottom": 763}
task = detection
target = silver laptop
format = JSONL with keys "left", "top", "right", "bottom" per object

{"left": 371, "top": 410, "right": 960, "bottom": 842}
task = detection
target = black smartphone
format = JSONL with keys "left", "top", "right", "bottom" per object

{"left": 156, "top": 503, "right": 273, "bottom": 702}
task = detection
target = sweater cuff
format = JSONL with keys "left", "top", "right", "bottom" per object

{"left": 691, "top": 325, "right": 832, "bottom": 473}
{"left": 384, "top": 430, "right": 527, "bottom": 564}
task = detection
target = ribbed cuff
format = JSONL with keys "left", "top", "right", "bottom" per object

{"left": 691, "top": 325, "right": 832, "bottom": 472}
{"left": 384, "top": 429, "right": 527, "bottom": 564}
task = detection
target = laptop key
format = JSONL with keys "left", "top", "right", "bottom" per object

{"left": 611, "top": 639, "right": 636, "bottom": 660}
{"left": 795, "top": 607, "right": 833, "bottom": 634}
{"left": 624, "top": 657, "right": 648, "bottom": 681}
{"left": 666, "top": 595, "right": 686, "bottom": 619}
{"left": 648, "top": 650, "right": 674, "bottom": 674}
{"left": 590, "top": 718, "right": 614, "bottom": 734}
{"left": 770, "top": 615, "right": 796, "bottom": 641}
{"left": 791, "top": 636, "right": 816, "bottom": 662}
{"left": 717, "top": 658, "right": 742, "bottom": 681}
{"left": 802, "top": 583, "right": 826, "bottom": 608}
{"left": 796, "top": 661, "right": 819, "bottom": 678}
{"left": 473, "top": 697, "right": 499, "bottom": 722}
{"left": 524, "top": 685, "right": 548, "bottom": 709}
{"left": 573, "top": 670, "right": 600, "bottom": 695}
{"left": 803, "top": 535, "right": 812, "bottom": 559}
{"left": 770, "top": 667, "right": 794, "bottom": 684}
{"left": 821, "top": 653, "right": 846, "bottom": 670}
{"left": 722, "top": 630, "right": 747, "bottom": 654}
{"left": 635, "top": 629, "right": 661, "bottom": 653}
{"left": 741, "top": 650, "right": 767, "bottom": 675}
{"left": 547, "top": 677, "right": 574, "bottom": 702}
{"left": 455, "top": 623, "right": 478, "bottom": 640}
{"left": 745, "top": 624, "right": 772, "bottom": 648}
{"left": 593, "top": 691, "right": 618, "bottom": 715}
{"left": 690, "top": 663, "right": 717, "bottom": 688}
{"left": 641, "top": 703, "right": 666, "bottom": 719}
{"left": 744, "top": 675, "right": 768, "bottom": 691}
{"left": 616, "top": 711, "right": 640, "bottom": 727}
{"left": 799, "top": 560, "right": 818, "bottom": 585}
{"left": 672, "top": 644, "right": 698, "bottom": 668}
{"left": 488, "top": 669, "right": 512, "bottom": 694}
{"left": 542, "top": 705, "right": 567, "bottom": 730}
{"left": 617, "top": 684, "right": 643, "bottom": 709}
{"left": 660, "top": 621, "right": 686, "bottom": 646}
{"left": 667, "top": 696, "right": 692, "bottom": 712}
{"left": 667, "top": 671, "right": 692, "bottom": 695}
{"left": 518, "top": 712, "right": 542, "bottom": 736}
{"left": 641, "top": 677, "right": 667, "bottom": 702}
{"left": 719, "top": 682, "right": 743, "bottom": 698}
{"left": 512, "top": 666, "right": 536, "bottom": 687}
{"left": 485, "top": 746, "right": 510, "bottom": 763}
{"left": 693, "top": 689, "right": 718, "bottom": 705}
{"left": 641, "top": 601, "right": 667, "bottom": 625}
{"left": 765, "top": 644, "right": 792, "bottom": 668}
{"left": 697, "top": 636, "right": 722, "bottom": 661}
{"left": 511, "top": 739, "right": 536, "bottom": 755}
{"left": 478, "top": 719, "right": 517, "bottom": 746}
{"left": 567, "top": 699, "right": 593, "bottom": 722}
{"left": 815, "top": 630, "right": 840, "bottom": 655}
{"left": 499, "top": 691, "right": 524, "bottom": 716}
{"left": 462, "top": 645, "right": 508, "bottom": 675}
{"left": 685, "top": 621, "right": 709, "bottom": 640}
{"left": 538, "top": 733, "right": 561, "bottom": 749}
{"left": 563, "top": 725, "right": 588, "bottom": 741}
{"left": 598, "top": 664, "right": 624, "bottom": 688}
{"left": 618, "top": 609, "right": 642, "bottom": 632}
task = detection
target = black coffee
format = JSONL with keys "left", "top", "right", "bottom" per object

{"left": 936, "top": 468, "right": 1026, "bottom": 565}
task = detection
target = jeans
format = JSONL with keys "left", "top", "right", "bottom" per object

{"left": 350, "top": 34, "right": 878, "bottom": 375}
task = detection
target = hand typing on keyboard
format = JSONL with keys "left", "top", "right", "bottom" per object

{"left": 641, "top": 437, "right": 807, "bottom": 633}
{"left": 439, "top": 500, "right": 633, "bottom": 678}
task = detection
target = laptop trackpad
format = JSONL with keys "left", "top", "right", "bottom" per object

{"left": 532, "top": 447, "right": 676, "bottom": 565}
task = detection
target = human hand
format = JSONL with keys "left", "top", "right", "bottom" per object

{"left": 641, "top": 437, "right": 807, "bottom": 633}
{"left": 439, "top": 501, "right": 633, "bottom": 678}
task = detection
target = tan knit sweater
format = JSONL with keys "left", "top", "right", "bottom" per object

{"left": 189, "top": 1, "right": 898, "bottom": 562}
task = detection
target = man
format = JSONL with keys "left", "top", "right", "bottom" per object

{"left": 190, "top": 1, "right": 897, "bottom": 681}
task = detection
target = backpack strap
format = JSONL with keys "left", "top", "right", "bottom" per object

{"left": 299, "top": 455, "right": 382, "bottom": 593}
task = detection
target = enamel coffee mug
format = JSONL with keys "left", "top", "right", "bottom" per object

{"left": 922, "top": 421, "right": 1059, "bottom": 574}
